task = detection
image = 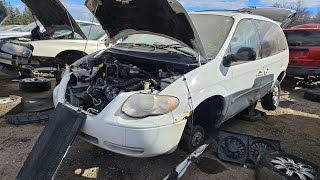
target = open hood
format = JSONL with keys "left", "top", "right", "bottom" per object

{"left": 85, "top": 0, "right": 206, "bottom": 58}
{"left": 238, "top": 8, "right": 296, "bottom": 28}
{"left": 0, "top": 3, "right": 8, "bottom": 25}
{"left": 22, "top": 0, "right": 86, "bottom": 38}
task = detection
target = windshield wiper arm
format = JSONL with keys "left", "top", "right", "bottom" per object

{"left": 117, "top": 43, "right": 196, "bottom": 58}
{"left": 152, "top": 43, "right": 195, "bottom": 58}
{"left": 116, "top": 43, "right": 158, "bottom": 49}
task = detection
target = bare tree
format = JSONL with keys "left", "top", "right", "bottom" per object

{"left": 273, "top": 0, "right": 314, "bottom": 27}
{"left": 314, "top": 8, "right": 320, "bottom": 23}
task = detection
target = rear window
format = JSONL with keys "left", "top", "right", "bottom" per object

{"left": 190, "top": 14, "right": 234, "bottom": 60}
{"left": 285, "top": 31, "right": 320, "bottom": 46}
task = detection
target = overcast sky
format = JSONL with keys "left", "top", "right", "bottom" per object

{"left": 6, "top": 0, "right": 320, "bottom": 20}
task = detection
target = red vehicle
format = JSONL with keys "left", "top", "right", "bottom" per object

{"left": 284, "top": 24, "right": 320, "bottom": 78}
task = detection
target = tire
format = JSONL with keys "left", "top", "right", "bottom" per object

{"left": 304, "top": 90, "right": 320, "bottom": 103}
{"left": 19, "top": 78, "right": 51, "bottom": 92}
{"left": 0, "top": 96, "right": 24, "bottom": 117}
{"left": 297, "top": 81, "right": 315, "bottom": 89}
{"left": 256, "top": 151, "right": 319, "bottom": 180}
{"left": 261, "top": 80, "right": 281, "bottom": 111}
{"left": 180, "top": 125, "right": 205, "bottom": 152}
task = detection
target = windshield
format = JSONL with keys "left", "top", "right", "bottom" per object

{"left": 115, "top": 34, "right": 198, "bottom": 58}
{"left": 0, "top": 25, "right": 22, "bottom": 31}
{"left": 189, "top": 14, "right": 234, "bottom": 60}
{"left": 79, "top": 25, "right": 105, "bottom": 40}
{"left": 53, "top": 23, "right": 105, "bottom": 40}
{"left": 285, "top": 31, "right": 320, "bottom": 46}
{"left": 19, "top": 21, "right": 43, "bottom": 32}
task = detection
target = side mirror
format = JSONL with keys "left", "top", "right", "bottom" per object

{"left": 223, "top": 55, "right": 233, "bottom": 67}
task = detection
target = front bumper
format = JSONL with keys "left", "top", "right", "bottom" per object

{"left": 80, "top": 116, "right": 186, "bottom": 157}
{"left": 287, "top": 65, "right": 320, "bottom": 77}
{"left": 53, "top": 72, "right": 187, "bottom": 157}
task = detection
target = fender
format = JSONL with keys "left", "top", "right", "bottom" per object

{"left": 190, "top": 85, "right": 229, "bottom": 115}
{"left": 30, "top": 40, "right": 99, "bottom": 58}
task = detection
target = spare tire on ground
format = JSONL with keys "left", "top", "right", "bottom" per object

{"left": 256, "top": 151, "right": 319, "bottom": 180}
{"left": 0, "top": 95, "right": 24, "bottom": 117}
{"left": 19, "top": 78, "right": 51, "bottom": 92}
{"left": 303, "top": 90, "right": 320, "bottom": 103}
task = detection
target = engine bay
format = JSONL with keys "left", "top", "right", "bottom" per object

{"left": 66, "top": 50, "right": 197, "bottom": 112}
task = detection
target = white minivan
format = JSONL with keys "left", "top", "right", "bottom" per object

{"left": 54, "top": 0, "right": 295, "bottom": 157}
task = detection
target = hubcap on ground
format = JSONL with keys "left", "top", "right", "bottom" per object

{"left": 272, "top": 157, "right": 316, "bottom": 180}
{"left": 192, "top": 132, "right": 203, "bottom": 146}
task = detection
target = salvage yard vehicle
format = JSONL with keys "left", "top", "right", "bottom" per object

{"left": 284, "top": 24, "right": 320, "bottom": 78}
{"left": 54, "top": 0, "right": 294, "bottom": 157}
{"left": 0, "top": 0, "right": 107, "bottom": 78}
{"left": 0, "top": 25, "right": 25, "bottom": 32}
{"left": 0, "top": 21, "right": 44, "bottom": 40}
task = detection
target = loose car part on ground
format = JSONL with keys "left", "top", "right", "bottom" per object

{"left": 0, "top": 95, "right": 23, "bottom": 117}
{"left": 217, "top": 131, "right": 281, "bottom": 165}
{"left": 17, "top": 103, "right": 86, "bottom": 180}
{"left": 5, "top": 110, "right": 53, "bottom": 125}
{"left": 255, "top": 151, "right": 319, "bottom": 180}
{"left": 304, "top": 90, "right": 320, "bottom": 103}
{"left": 19, "top": 78, "right": 51, "bottom": 92}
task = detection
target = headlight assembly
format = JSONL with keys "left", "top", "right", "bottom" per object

{"left": 122, "top": 94, "right": 179, "bottom": 118}
{"left": 1, "top": 42, "right": 32, "bottom": 58}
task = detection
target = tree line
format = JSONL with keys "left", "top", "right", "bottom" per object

{"left": 0, "top": 0, "right": 34, "bottom": 25}
{"left": 273, "top": 0, "right": 320, "bottom": 27}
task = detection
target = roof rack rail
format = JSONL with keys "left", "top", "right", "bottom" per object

{"left": 194, "top": 7, "right": 257, "bottom": 14}
{"left": 193, "top": 9, "right": 237, "bottom": 12}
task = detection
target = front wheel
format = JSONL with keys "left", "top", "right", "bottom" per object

{"left": 180, "top": 125, "right": 205, "bottom": 152}
{"left": 261, "top": 80, "right": 281, "bottom": 111}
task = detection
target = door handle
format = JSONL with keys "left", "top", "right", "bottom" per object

{"left": 265, "top": 68, "right": 270, "bottom": 74}
{"left": 257, "top": 71, "right": 264, "bottom": 77}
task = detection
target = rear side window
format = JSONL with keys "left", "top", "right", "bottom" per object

{"left": 285, "top": 31, "right": 320, "bottom": 46}
{"left": 253, "top": 20, "right": 287, "bottom": 58}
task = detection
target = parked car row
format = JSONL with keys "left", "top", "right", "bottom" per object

{"left": 0, "top": 0, "right": 108, "bottom": 78}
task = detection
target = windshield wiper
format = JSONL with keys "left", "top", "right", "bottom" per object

{"left": 152, "top": 43, "right": 196, "bottom": 58}
{"left": 116, "top": 43, "right": 158, "bottom": 49}
{"left": 116, "top": 43, "right": 196, "bottom": 58}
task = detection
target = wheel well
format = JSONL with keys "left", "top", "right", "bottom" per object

{"left": 188, "top": 96, "right": 225, "bottom": 132}
{"left": 55, "top": 50, "right": 87, "bottom": 65}
{"left": 277, "top": 71, "right": 286, "bottom": 83}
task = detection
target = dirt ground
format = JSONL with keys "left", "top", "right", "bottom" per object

{"left": 0, "top": 75, "right": 319, "bottom": 180}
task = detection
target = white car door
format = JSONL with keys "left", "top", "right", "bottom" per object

{"left": 223, "top": 19, "right": 265, "bottom": 120}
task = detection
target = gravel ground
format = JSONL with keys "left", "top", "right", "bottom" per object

{"left": 0, "top": 75, "right": 319, "bottom": 180}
